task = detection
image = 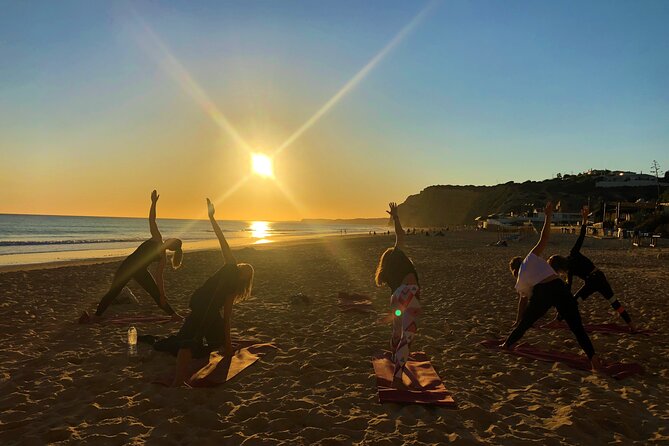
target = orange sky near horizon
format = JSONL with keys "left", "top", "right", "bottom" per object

{"left": 0, "top": 117, "right": 416, "bottom": 221}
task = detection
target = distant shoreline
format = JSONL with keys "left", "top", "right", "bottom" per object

{"left": 0, "top": 232, "right": 378, "bottom": 274}
{"left": 301, "top": 217, "right": 389, "bottom": 225}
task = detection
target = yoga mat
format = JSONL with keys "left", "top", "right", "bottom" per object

{"left": 78, "top": 312, "right": 175, "bottom": 325}
{"left": 541, "top": 320, "right": 655, "bottom": 335}
{"left": 338, "top": 292, "right": 375, "bottom": 313}
{"left": 154, "top": 343, "right": 277, "bottom": 387}
{"left": 481, "top": 339, "right": 644, "bottom": 380}
{"left": 372, "top": 351, "right": 456, "bottom": 407}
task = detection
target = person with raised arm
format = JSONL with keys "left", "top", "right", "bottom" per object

{"left": 502, "top": 202, "right": 602, "bottom": 372}
{"left": 548, "top": 206, "right": 636, "bottom": 332}
{"left": 375, "top": 202, "right": 421, "bottom": 389}
{"left": 142, "top": 198, "right": 254, "bottom": 387}
{"left": 80, "top": 190, "right": 183, "bottom": 322}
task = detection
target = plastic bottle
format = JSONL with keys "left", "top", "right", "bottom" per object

{"left": 128, "top": 326, "right": 138, "bottom": 357}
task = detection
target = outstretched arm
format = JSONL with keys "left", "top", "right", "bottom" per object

{"left": 530, "top": 201, "right": 553, "bottom": 256}
{"left": 571, "top": 206, "right": 588, "bottom": 255}
{"left": 512, "top": 294, "right": 529, "bottom": 328}
{"left": 149, "top": 190, "right": 162, "bottom": 240}
{"left": 567, "top": 270, "right": 574, "bottom": 293}
{"left": 207, "top": 198, "right": 236, "bottom": 265}
{"left": 387, "top": 202, "right": 405, "bottom": 250}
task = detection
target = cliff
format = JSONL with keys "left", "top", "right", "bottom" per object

{"left": 397, "top": 174, "right": 666, "bottom": 227}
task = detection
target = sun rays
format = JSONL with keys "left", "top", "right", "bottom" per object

{"left": 129, "top": 1, "right": 437, "bottom": 224}
{"left": 272, "top": 0, "right": 439, "bottom": 157}
{"left": 251, "top": 153, "right": 274, "bottom": 179}
{"left": 130, "top": 13, "right": 252, "bottom": 154}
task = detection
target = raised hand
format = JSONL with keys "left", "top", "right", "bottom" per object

{"left": 544, "top": 201, "right": 554, "bottom": 216}
{"left": 386, "top": 202, "right": 399, "bottom": 219}
{"left": 151, "top": 190, "right": 159, "bottom": 203}
{"left": 207, "top": 198, "right": 215, "bottom": 218}
{"left": 581, "top": 206, "right": 590, "bottom": 221}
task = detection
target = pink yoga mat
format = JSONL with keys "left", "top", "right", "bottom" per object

{"left": 481, "top": 339, "right": 644, "bottom": 380}
{"left": 372, "top": 351, "right": 456, "bottom": 407}
{"left": 153, "top": 343, "right": 277, "bottom": 388}
{"left": 541, "top": 320, "right": 655, "bottom": 335}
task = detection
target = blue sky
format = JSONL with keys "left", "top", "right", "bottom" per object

{"left": 0, "top": 1, "right": 667, "bottom": 219}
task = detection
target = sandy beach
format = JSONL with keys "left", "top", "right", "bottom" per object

{"left": 1, "top": 232, "right": 668, "bottom": 445}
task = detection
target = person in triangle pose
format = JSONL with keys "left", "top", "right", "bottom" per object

{"left": 141, "top": 198, "right": 254, "bottom": 387}
{"left": 502, "top": 201, "right": 602, "bottom": 371}
{"left": 547, "top": 206, "right": 636, "bottom": 332}
{"left": 81, "top": 190, "right": 183, "bottom": 322}
{"left": 375, "top": 202, "right": 421, "bottom": 389}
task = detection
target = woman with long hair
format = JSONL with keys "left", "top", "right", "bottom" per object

{"left": 375, "top": 202, "right": 421, "bottom": 389}
{"left": 81, "top": 190, "right": 183, "bottom": 322}
{"left": 142, "top": 198, "right": 254, "bottom": 387}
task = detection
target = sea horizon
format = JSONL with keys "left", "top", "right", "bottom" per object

{"left": 0, "top": 213, "right": 390, "bottom": 268}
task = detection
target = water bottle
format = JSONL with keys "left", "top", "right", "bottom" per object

{"left": 127, "top": 326, "right": 138, "bottom": 357}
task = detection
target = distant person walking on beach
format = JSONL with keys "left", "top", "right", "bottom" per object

{"left": 501, "top": 202, "right": 602, "bottom": 371}
{"left": 548, "top": 206, "right": 636, "bottom": 332}
{"left": 375, "top": 202, "right": 421, "bottom": 389}
{"left": 80, "top": 190, "right": 183, "bottom": 322}
{"left": 141, "top": 198, "right": 254, "bottom": 387}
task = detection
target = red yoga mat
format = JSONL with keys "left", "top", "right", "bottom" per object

{"left": 481, "top": 339, "right": 644, "bottom": 380}
{"left": 372, "top": 351, "right": 456, "bottom": 407}
{"left": 541, "top": 320, "right": 655, "bottom": 335}
{"left": 153, "top": 343, "right": 277, "bottom": 387}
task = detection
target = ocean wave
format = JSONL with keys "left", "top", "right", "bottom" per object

{"left": 0, "top": 238, "right": 147, "bottom": 247}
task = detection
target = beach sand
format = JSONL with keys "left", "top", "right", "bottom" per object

{"left": 0, "top": 232, "right": 668, "bottom": 445}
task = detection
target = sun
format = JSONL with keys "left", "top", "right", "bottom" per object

{"left": 251, "top": 153, "right": 274, "bottom": 178}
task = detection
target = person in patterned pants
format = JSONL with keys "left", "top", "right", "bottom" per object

{"left": 390, "top": 284, "right": 421, "bottom": 381}
{"left": 376, "top": 202, "right": 421, "bottom": 389}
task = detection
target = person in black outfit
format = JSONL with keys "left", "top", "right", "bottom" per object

{"left": 142, "top": 198, "right": 254, "bottom": 387}
{"left": 81, "top": 190, "right": 183, "bottom": 322}
{"left": 501, "top": 202, "right": 602, "bottom": 372}
{"left": 548, "top": 206, "right": 636, "bottom": 332}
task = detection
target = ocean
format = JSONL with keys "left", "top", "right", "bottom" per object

{"left": 0, "top": 214, "right": 388, "bottom": 267}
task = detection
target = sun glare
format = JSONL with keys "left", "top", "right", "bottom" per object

{"left": 251, "top": 153, "right": 274, "bottom": 178}
{"left": 249, "top": 221, "right": 271, "bottom": 244}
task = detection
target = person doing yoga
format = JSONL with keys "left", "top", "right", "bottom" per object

{"left": 548, "top": 206, "right": 636, "bottom": 333}
{"left": 375, "top": 202, "right": 421, "bottom": 389}
{"left": 81, "top": 190, "right": 183, "bottom": 322}
{"left": 501, "top": 201, "right": 602, "bottom": 372}
{"left": 142, "top": 198, "right": 254, "bottom": 387}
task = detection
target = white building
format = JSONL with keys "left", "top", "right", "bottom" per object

{"left": 596, "top": 171, "right": 668, "bottom": 188}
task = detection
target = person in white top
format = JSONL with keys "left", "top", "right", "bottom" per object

{"left": 501, "top": 202, "right": 602, "bottom": 372}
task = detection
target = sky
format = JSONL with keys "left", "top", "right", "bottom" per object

{"left": 1, "top": 0, "right": 667, "bottom": 220}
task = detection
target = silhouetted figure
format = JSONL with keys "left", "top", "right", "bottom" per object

{"left": 375, "top": 202, "right": 421, "bottom": 390}
{"left": 142, "top": 198, "right": 255, "bottom": 387}
{"left": 548, "top": 206, "right": 635, "bottom": 332}
{"left": 81, "top": 190, "right": 183, "bottom": 322}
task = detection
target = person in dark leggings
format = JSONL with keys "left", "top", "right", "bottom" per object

{"left": 501, "top": 201, "right": 602, "bottom": 372}
{"left": 80, "top": 190, "right": 183, "bottom": 322}
{"left": 141, "top": 198, "right": 254, "bottom": 387}
{"left": 548, "top": 206, "right": 636, "bottom": 332}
